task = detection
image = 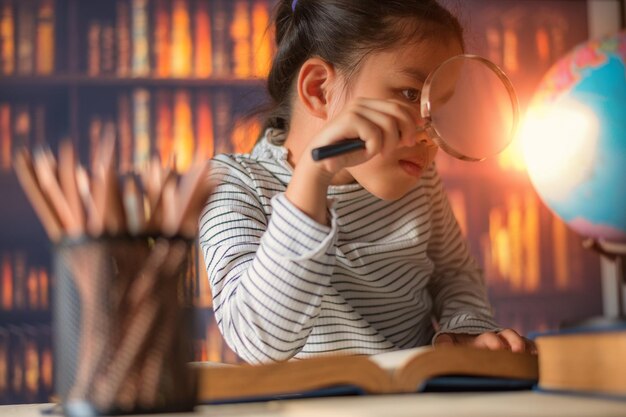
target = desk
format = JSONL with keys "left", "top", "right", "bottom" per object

{"left": 1, "top": 393, "right": 625, "bottom": 417}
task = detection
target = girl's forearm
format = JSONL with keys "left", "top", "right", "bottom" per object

{"left": 285, "top": 160, "right": 333, "bottom": 226}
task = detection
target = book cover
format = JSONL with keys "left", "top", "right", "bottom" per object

{"left": 37, "top": 268, "right": 49, "bottom": 310}
{"left": 87, "top": 21, "right": 101, "bottom": 76}
{"left": 0, "top": 0, "right": 15, "bottom": 75}
{"left": 132, "top": 88, "right": 151, "bottom": 168}
{"left": 230, "top": 0, "right": 251, "bottom": 78}
{"left": 211, "top": 0, "right": 230, "bottom": 77}
{"left": 117, "top": 93, "right": 133, "bottom": 174}
{"left": 35, "top": 0, "right": 54, "bottom": 75}
{"left": 101, "top": 22, "right": 115, "bottom": 75}
{"left": 26, "top": 269, "right": 38, "bottom": 310}
{"left": 195, "top": 92, "right": 214, "bottom": 161}
{"left": 213, "top": 90, "right": 232, "bottom": 154}
{"left": 0, "top": 329, "right": 8, "bottom": 401}
{"left": 32, "top": 104, "right": 45, "bottom": 147}
{"left": 194, "top": 0, "right": 212, "bottom": 78}
{"left": 155, "top": 90, "right": 173, "bottom": 167}
{"left": 12, "top": 253, "right": 25, "bottom": 310}
{"left": 533, "top": 326, "right": 626, "bottom": 398}
{"left": 131, "top": 0, "right": 150, "bottom": 77}
{"left": 251, "top": 0, "right": 271, "bottom": 78}
{"left": 171, "top": 0, "right": 192, "bottom": 77}
{"left": 13, "top": 104, "right": 31, "bottom": 150}
{"left": 172, "top": 89, "right": 194, "bottom": 171}
{"left": 1, "top": 255, "right": 12, "bottom": 310}
{"left": 152, "top": 0, "right": 171, "bottom": 78}
{"left": 116, "top": 0, "right": 131, "bottom": 77}
{"left": 89, "top": 116, "right": 102, "bottom": 171}
{"left": 0, "top": 103, "right": 11, "bottom": 172}
{"left": 23, "top": 329, "right": 39, "bottom": 402}
{"left": 16, "top": 0, "right": 35, "bottom": 75}
{"left": 231, "top": 116, "right": 260, "bottom": 154}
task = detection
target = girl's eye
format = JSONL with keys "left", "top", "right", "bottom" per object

{"left": 401, "top": 89, "right": 421, "bottom": 103}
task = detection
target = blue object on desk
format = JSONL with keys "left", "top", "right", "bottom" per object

{"left": 421, "top": 376, "right": 537, "bottom": 392}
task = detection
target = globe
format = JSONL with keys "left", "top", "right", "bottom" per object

{"left": 520, "top": 31, "right": 626, "bottom": 243}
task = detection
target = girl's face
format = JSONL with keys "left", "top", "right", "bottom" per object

{"left": 331, "top": 37, "right": 463, "bottom": 200}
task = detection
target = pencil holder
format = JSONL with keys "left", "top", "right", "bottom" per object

{"left": 53, "top": 236, "right": 197, "bottom": 417}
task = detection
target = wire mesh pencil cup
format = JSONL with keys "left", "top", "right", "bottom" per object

{"left": 53, "top": 235, "right": 197, "bottom": 417}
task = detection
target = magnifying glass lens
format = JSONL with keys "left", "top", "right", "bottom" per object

{"left": 425, "top": 56, "right": 518, "bottom": 161}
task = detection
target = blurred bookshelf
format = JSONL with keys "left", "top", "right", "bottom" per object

{"left": 0, "top": 0, "right": 270, "bottom": 404}
{"left": 0, "top": 0, "right": 607, "bottom": 406}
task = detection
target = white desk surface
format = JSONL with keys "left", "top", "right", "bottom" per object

{"left": 1, "top": 392, "right": 625, "bottom": 417}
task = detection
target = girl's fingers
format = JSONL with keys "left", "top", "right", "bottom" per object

{"left": 351, "top": 105, "right": 402, "bottom": 156}
{"left": 310, "top": 97, "right": 422, "bottom": 174}
{"left": 433, "top": 333, "right": 456, "bottom": 346}
{"left": 355, "top": 98, "right": 420, "bottom": 147}
{"left": 471, "top": 332, "right": 507, "bottom": 351}
{"left": 497, "top": 329, "right": 526, "bottom": 353}
{"left": 434, "top": 330, "right": 537, "bottom": 355}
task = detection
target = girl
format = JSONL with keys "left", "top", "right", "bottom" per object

{"left": 199, "top": 0, "right": 534, "bottom": 364}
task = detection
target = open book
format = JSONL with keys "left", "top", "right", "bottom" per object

{"left": 194, "top": 345, "right": 538, "bottom": 403}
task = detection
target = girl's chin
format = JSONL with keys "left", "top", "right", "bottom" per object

{"left": 366, "top": 182, "right": 416, "bottom": 201}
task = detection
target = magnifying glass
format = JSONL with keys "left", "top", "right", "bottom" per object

{"left": 311, "top": 54, "right": 520, "bottom": 162}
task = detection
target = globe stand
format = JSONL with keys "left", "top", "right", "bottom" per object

{"left": 560, "top": 239, "right": 626, "bottom": 329}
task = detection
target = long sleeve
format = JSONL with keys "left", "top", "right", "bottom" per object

{"left": 426, "top": 169, "right": 501, "bottom": 340}
{"left": 198, "top": 160, "right": 339, "bottom": 363}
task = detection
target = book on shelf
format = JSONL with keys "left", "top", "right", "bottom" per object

{"left": 116, "top": 0, "right": 131, "bottom": 77}
{"left": 171, "top": 0, "right": 192, "bottom": 77}
{"left": 35, "top": 0, "right": 54, "bottom": 75}
{"left": 155, "top": 89, "right": 174, "bottom": 166}
{"left": 194, "top": 345, "right": 539, "bottom": 403}
{"left": 78, "top": 0, "right": 272, "bottom": 79}
{"left": 1, "top": 101, "right": 47, "bottom": 172}
{"left": 131, "top": 0, "right": 150, "bottom": 76}
{"left": 534, "top": 327, "right": 626, "bottom": 398}
{"left": 0, "top": 0, "right": 55, "bottom": 76}
{"left": 173, "top": 89, "right": 195, "bottom": 171}
{"left": 0, "top": 0, "right": 15, "bottom": 76}
{"left": 117, "top": 94, "right": 133, "bottom": 174}
{"left": 194, "top": 0, "right": 212, "bottom": 78}
{"left": 132, "top": 88, "right": 151, "bottom": 167}
{"left": 211, "top": 0, "right": 231, "bottom": 77}
{"left": 87, "top": 88, "right": 230, "bottom": 174}
{"left": 231, "top": 0, "right": 251, "bottom": 79}
{"left": 153, "top": 0, "right": 171, "bottom": 78}
{"left": 0, "top": 103, "right": 11, "bottom": 172}
{"left": 0, "top": 324, "right": 53, "bottom": 403}
{"left": 100, "top": 22, "right": 115, "bottom": 75}
{"left": 1, "top": 252, "right": 49, "bottom": 312}
{"left": 195, "top": 91, "right": 215, "bottom": 161}
{"left": 16, "top": 0, "right": 35, "bottom": 75}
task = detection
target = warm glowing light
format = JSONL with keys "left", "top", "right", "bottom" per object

{"left": 519, "top": 98, "right": 599, "bottom": 202}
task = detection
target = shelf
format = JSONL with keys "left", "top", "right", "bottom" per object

{"left": 0, "top": 75, "right": 267, "bottom": 88}
{"left": 0, "top": 310, "right": 51, "bottom": 326}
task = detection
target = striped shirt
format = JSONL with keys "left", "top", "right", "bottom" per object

{"left": 199, "top": 132, "right": 500, "bottom": 364}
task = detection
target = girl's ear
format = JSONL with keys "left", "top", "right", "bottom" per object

{"left": 297, "top": 58, "right": 337, "bottom": 120}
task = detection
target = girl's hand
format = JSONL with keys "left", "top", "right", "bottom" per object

{"left": 304, "top": 97, "right": 420, "bottom": 181}
{"left": 286, "top": 97, "right": 419, "bottom": 225}
{"left": 434, "top": 329, "right": 538, "bottom": 354}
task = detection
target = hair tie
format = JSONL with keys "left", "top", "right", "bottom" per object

{"left": 292, "top": 0, "right": 298, "bottom": 12}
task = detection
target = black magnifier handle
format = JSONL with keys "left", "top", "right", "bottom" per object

{"left": 311, "top": 138, "right": 366, "bottom": 161}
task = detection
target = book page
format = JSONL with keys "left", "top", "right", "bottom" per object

{"left": 369, "top": 346, "right": 432, "bottom": 373}
{"left": 188, "top": 361, "right": 235, "bottom": 368}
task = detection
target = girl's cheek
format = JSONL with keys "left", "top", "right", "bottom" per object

{"left": 427, "top": 145, "right": 439, "bottom": 166}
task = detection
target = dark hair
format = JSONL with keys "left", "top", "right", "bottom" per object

{"left": 262, "top": 0, "right": 464, "bottom": 135}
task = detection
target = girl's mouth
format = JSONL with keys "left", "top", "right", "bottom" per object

{"left": 399, "top": 160, "right": 423, "bottom": 178}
